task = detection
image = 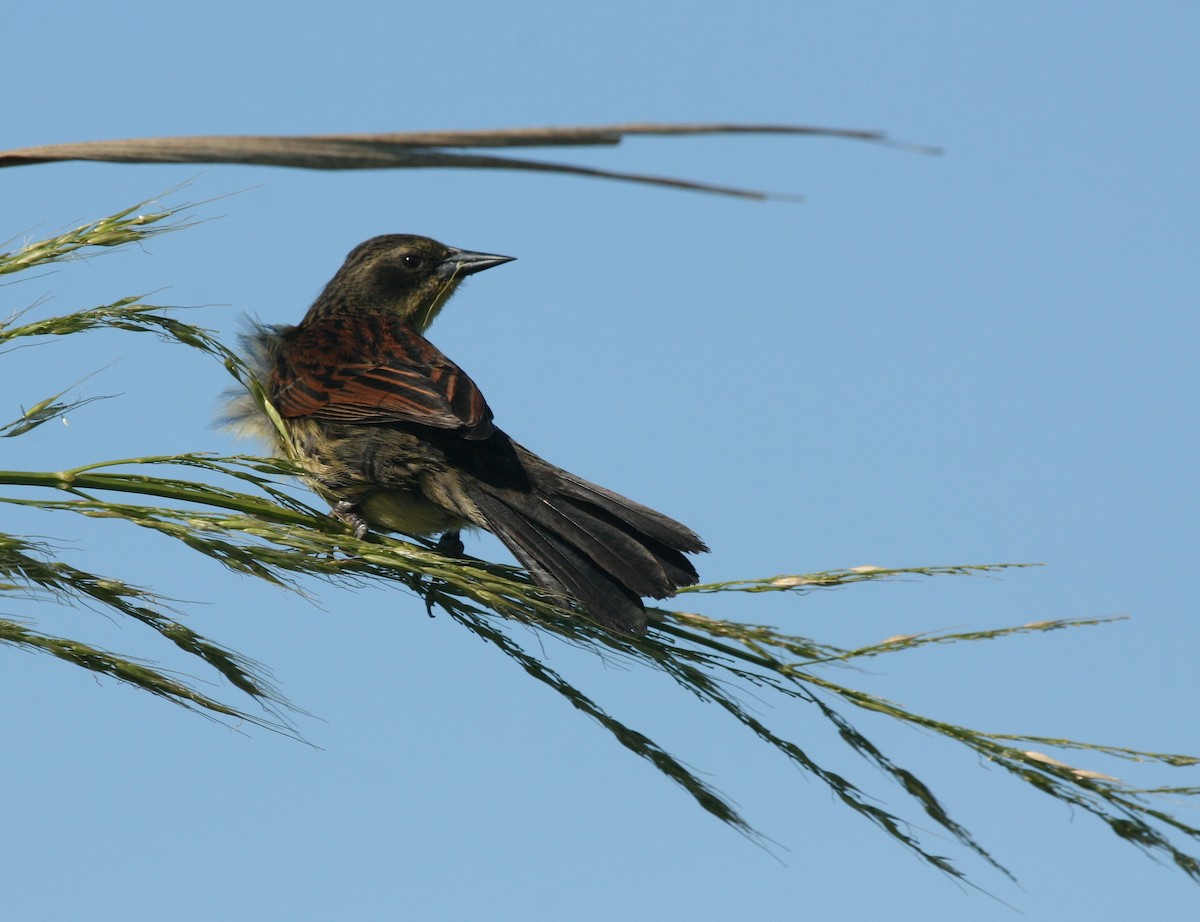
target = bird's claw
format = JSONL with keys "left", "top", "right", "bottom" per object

{"left": 331, "top": 500, "right": 370, "bottom": 539}
{"left": 435, "top": 529, "right": 465, "bottom": 556}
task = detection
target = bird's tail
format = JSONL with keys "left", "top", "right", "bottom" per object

{"left": 469, "top": 446, "right": 707, "bottom": 634}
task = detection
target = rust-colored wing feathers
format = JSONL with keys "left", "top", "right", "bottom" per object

{"left": 271, "top": 313, "right": 494, "bottom": 436}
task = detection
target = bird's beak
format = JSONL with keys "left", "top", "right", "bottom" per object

{"left": 439, "top": 248, "right": 516, "bottom": 279}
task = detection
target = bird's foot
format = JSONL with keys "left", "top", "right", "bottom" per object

{"left": 331, "top": 500, "right": 370, "bottom": 539}
{"left": 435, "top": 529, "right": 465, "bottom": 556}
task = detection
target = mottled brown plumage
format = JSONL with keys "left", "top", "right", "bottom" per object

{"left": 226, "top": 235, "right": 706, "bottom": 633}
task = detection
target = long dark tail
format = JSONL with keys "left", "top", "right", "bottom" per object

{"left": 469, "top": 444, "right": 707, "bottom": 634}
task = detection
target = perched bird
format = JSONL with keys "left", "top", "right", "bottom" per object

{"left": 226, "top": 235, "right": 707, "bottom": 633}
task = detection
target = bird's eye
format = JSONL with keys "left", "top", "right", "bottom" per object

{"left": 400, "top": 254, "right": 425, "bottom": 270}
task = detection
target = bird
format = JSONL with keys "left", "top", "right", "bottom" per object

{"left": 225, "top": 234, "right": 707, "bottom": 633}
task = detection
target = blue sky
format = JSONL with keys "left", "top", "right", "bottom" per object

{"left": 4, "top": 3, "right": 1198, "bottom": 919}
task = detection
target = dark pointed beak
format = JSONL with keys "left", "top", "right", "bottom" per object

{"left": 439, "top": 248, "right": 516, "bottom": 278}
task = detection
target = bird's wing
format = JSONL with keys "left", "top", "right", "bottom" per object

{"left": 271, "top": 313, "right": 494, "bottom": 436}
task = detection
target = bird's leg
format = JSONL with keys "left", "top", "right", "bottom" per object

{"left": 331, "top": 500, "right": 370, "bottom": 539}
{"left": 435, "top": 529, "right": 465, "bottom": 556}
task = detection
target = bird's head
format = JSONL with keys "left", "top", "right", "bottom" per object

{"left": 308, "top": 234, "right": 515, "bottom": 332}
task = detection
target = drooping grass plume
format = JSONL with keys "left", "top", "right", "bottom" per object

{"left": 4, "top": 197, "right": 1199, "bottom": 886}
